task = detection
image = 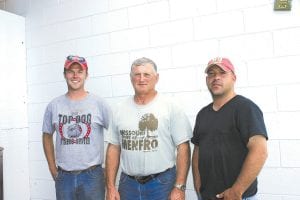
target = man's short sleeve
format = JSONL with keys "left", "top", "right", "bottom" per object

{"left": 42, "top": 103, "right": 54, "bottom": 134}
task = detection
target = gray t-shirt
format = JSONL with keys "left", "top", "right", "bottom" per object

{"left": 107, "top": 94, "right": 192, "bottom": 176}
{"left": 42, "top": 93, "right": 110, "bottom": 171}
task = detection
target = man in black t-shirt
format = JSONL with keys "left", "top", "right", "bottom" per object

{"left": 191, "top": 57, "right": 268, "bottom": 200}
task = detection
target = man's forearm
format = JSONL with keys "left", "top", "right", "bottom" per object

{"left": 232, "top": 135, "right": 268, "bottom": 195}
{"left": 105, "top": 143, "right": 121, "bottom": 187}
{"left": 175, "top": 141, "right": 191, "bottom": 184}
{"left": 42, "top": 133, "right": 57, "bottom": 178}
{"left": 192, "top": 145, "right": 201, "bottom": 193}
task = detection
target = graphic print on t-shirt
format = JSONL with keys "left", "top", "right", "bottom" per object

{"left": 58, "top": 111, "right": 91, "bottom": 145}
{"left": 121, "top": 113, "right": 158, "bottom": 152}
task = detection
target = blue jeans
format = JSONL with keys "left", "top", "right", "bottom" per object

{"left": 198, "top": 193, "right": 258, "bottom": 200}
{"left": 55, "top": 165, "right": 105, "bottom": 200}
{"left": 243, "top": 194, "right": 258, "bottom": 200}
{"left": 118, "top": 166, "right": 176, "bottom": 200}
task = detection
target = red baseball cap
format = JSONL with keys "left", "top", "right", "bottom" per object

{"left": 64, "top": 55, "right": 88, "bottom": 70}
{"left": 205, "top": 57, "right": 235, "bottom": 73}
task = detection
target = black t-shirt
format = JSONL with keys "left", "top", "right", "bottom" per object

{"left": 191, "top": 95, "right": 268, "bottom": 200}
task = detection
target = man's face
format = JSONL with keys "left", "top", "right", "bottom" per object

{"left": 64, "top": 63, "right": 88, "bottom": 92}
{"left": 206, "top": 65, "right": 236, "bottom": 97}
{"left": 130, "top": 63, "right": 159, "bottom": 96}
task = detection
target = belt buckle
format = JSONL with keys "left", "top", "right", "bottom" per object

{"left": 89, "top": 165, "right": 98, "bottom": 171}
{"left": 71, "top": 170, "right": 83, "bottom": 175}
{"left": 74, "top": 164, "right": 98, "bottom": 174}
{"left": 135, "top": 175, "right": 153, "bottom": 184}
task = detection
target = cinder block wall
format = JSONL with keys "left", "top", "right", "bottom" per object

{"left": 22, "top": 0, "right": 300, "bottom": 199}
{"left": 0, "top": 10, "right": 29, "bottom": 200}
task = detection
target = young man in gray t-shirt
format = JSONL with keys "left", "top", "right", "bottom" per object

{"left": 42, "top": 55, "right": 110, "bottom": 200}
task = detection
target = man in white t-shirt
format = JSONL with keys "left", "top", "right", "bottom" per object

{"left": 42, "top": 55, "right": 110, "bottom": 200}
{"left": 105, "top": 57, "right": 192, "bottom": 200}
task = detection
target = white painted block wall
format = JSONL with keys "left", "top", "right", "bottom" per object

{"left": 5, "top": 0, "right": 300, "bottom": 199}
{"left": 0, "top": 9, "right": 29, "bottom": 200}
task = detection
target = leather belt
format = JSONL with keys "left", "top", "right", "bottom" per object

{"left": 126, "top": 167, "right": 171, "bottom": 184}
{"left": 58, "top": 164, "right": 100, "bottom": 175}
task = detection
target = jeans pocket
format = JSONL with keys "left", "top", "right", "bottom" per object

{"left": 55, "top": 170, "right": 64, "bottom": 181}
{"left": 86, "top": 166, "right": 103, "bottom": 179}
{"left": 155, "top": 168, "right": 176, "bottom": 185}
{"left": 119, "top": 173, "right": 128, "bottom": 184}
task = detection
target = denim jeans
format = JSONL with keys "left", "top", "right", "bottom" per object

{"left": 118, "top": 166, "right": 176, "bottom": 200}
{"left": 55, "top": 165, "right": 105, "bottom": 200}
{"left": 243, "top": 194, "right": 258, "bottom": 200}
{"left": 198, "top": 193, "right": 258, "bottom": 200}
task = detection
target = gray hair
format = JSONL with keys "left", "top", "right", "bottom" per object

{"left": 130, "top": 57, "right": 157, "bottom": 72}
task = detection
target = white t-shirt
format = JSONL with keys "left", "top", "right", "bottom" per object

{"left": 107, "top": 94, "right": 192, "bottom": 176}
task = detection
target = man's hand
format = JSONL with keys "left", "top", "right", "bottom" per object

{"left": 49, "top": 166, "right": 58, "bottom": 181}
{"left": 216, "top": 187, "right": 242, "bottom": 200}
{"left": 106, "top": 186, "right": 120, "bottom": 200}
{"left": 169, "top": 188, "right": 185, "bottom": 200}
